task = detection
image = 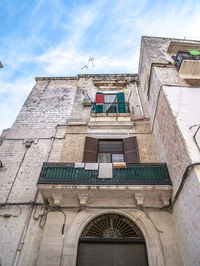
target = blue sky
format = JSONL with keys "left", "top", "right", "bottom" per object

{"left": 0, "top": 0, "right": 200, "bottom": 133}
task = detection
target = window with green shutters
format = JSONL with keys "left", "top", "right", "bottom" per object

{"left": 93, "top": 92, "right": 128, "bottom": 114}
{"left": 117, "top": 92, "right": 126, "bottom": 113}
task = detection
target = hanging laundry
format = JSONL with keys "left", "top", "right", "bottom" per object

{"left": 188, "top": 49, "right": 200, "bottom": 55}
{"left": 95, "top": 92, "right": 104, "bottom": 113}
{"left": 95, "top": 92, "right": 104, "bottom": 104}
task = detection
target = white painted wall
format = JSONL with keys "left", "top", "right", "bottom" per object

{"left": 163, "top": 86, "right": 200, "bottom": 162}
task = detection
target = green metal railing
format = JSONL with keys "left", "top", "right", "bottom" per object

{"left": 91, "top": 102, "right": 130, "bottom": 114}
{"left": 38, "top": 162, "right": 171, "bottom": 185}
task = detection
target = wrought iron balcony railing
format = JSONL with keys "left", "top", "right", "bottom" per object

{"left": 91, "top": 102, "right": 130, "bottom": 114}
{"left": 37, "top": 162, "right": 172, "bottom": 186}
{"left": 175, "top": 51, "right": 200, "bottom": 70}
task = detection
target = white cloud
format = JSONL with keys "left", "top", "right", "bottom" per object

{"left": 35, "top": 1, "right": 105, "bottom": 75}
{"left": 1, "top": 0, "right": 200, "bottom": 134}
{"left": 133, "top": 1, "right": 200, "bottom": 40}
{"left": 0, "top": 77, "right": 35, "bottom": 133}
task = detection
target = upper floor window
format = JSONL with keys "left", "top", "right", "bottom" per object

{"left": 91, "top": 92, "right": 129, "bottom": 114}
{"left": 83, "top": 137, "right": 140, "bottom": 163}
{"left": 98, "top": 140, "right": 124, "bottom": 163}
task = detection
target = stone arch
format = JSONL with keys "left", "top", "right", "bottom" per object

{"left": 61, "top": 209, "right": 165, "bottom": 266}
{"left": 80, "top": 213, "right": 144, "bottom": 239}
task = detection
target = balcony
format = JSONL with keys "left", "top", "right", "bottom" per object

{"left": 38, "top": 162, "right": 171, "bottom": 185}
{"left": 37, "top": 162, "right": 172, "bottom": 208}
{"left": 91, "top": 102, "right": 130, "bottom": 114}
{"left": 175, "top": 51, "right": 200, "bottom": 79}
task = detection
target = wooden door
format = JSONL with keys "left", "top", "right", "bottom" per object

{"left": 76, "top": 239, "right": 148, "bottom": 266}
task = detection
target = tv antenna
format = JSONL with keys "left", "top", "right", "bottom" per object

{"left": 80, "top": 57, "right": 95, "bottom": 73}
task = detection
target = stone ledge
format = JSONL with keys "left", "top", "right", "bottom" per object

{"left": 38, "top": 184, "right": 172, "bottom": 208}
{"left": 35, "top": 76, "right": 77, "bottom": 81}
{"left": 88, "top": 121, "right": 134, "bottom": 129}
{"left": 90, "top": 113, "right": 130, "bottom": 117}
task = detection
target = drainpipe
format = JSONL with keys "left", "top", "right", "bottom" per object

{"left": 13, "top": 205, "right": 34, "bottom": 266}
{"left": 135, "top": 81, "right": 144, "bottom": 117}
{"left": 13, "top": 126, "right": 58, "bottom": 266}
{"left": 170, "top": 162, "right": 200, "bottom": 208}
{"left": 46, "top": 126, "right": 57, "bottom": 162}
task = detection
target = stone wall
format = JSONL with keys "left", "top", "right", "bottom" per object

{"left": 17, "top": 208, "right": 183, "bottom": 266}
{"left": 6, "top": 79, "right": 77, "bottom": 139}
{"left": 59, "top": 125, "right": 158, "bottom": 163}
{"left": 61, "top": 126, "right": 88, "bottom": 163}
{"left": 0, "top": 78, "right": 76, "bottom": 265}
{"left": 0, "top": 72, "right": 183, "bottom": 266}
{"left": 139, "top": 36, "right": 200, "bottom": 266}
{"left": 173, "top": 166, "right": 200, "bottom": 266}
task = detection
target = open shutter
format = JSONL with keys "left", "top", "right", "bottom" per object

{"left": 123, "top": 137, "right": 140, "bottom": 163}
{"left": 83, "top": 137, "right": 98, "bottom": 162}
{"left": 117, "top": 92, "right": 126, "bottom": 113}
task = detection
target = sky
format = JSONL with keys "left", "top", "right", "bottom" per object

{"left": 0, "top": 0, "right": 200, "bottom": 133}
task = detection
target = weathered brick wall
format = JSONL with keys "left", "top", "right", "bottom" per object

{"left": 48, "top": 126, "right": 68, "bottom": 162}
{"left": 0, "top": 78, "right": 77, "bottom": 265}
{"left": 153, "top": 89, "right": 191, "bottom": 193}
{"left": 0, "top": 206, "right": 33, "bottom": 266}
{"left": 0, "top": 139, "right": 50, "bottom": 202}
{"left": 6, "top": 79, "right": 76, "bottom": 139}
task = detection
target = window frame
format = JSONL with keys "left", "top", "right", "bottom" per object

{"left": 98, "top": 139, "right": 124, "bottom": 163}
{"left": 94, "top": 92, "right": 127, "bottom": 114}
{"left": 83, "top": 137, "right": 140, "bottom": 163}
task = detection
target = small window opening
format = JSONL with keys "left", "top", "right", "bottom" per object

{"left": 98, "top": 140, "right": 124, "bottom": 163}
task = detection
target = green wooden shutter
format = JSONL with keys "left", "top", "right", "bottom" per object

{"left": 117, "top": 92, "right": 125, "bottom": 113}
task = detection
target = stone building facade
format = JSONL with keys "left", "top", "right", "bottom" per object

{"left": 138, "top": 36, "right": 200, "bottom": 266}
{"left": 0, "top": 36, "right": 199, "bottom": 266}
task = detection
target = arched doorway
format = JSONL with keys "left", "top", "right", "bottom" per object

{"left": 76, "top": 214, "right": 148, "bottom": 266}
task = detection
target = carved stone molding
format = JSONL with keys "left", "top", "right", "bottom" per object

{"left": 61, "top": 209, "right": 165, "bottom": 266}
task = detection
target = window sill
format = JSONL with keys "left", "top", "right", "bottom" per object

{"left": 91, "top": 113, "right": 130, "bottom": 117}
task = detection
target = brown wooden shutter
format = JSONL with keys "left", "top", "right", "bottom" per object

{"left": 123, "top": 137, "right": 140, "bottom": 163}
{"left": 83, "top": 137, "right": 98, "bottom": 162}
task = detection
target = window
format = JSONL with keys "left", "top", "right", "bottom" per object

{"left": 83, "top": 137, "right": 140, "bottom": 163}
{"left": 98, "top": 140, "right": 124, "bottom": 163}
{"left": 93, "top": 92, "right": 128, "bottom": 113}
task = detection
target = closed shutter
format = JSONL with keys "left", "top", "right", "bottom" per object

{"left": 77, "top": 241, "right": 148, "bottom": 266}
{"left": 83, "top": 137, "right": 98, "bottom": 162}
{"left": 123, "top": 137, "right": 140, "bottom": 163}
{"left": 117, "top": 92, "right": 126, "bottom": 113}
